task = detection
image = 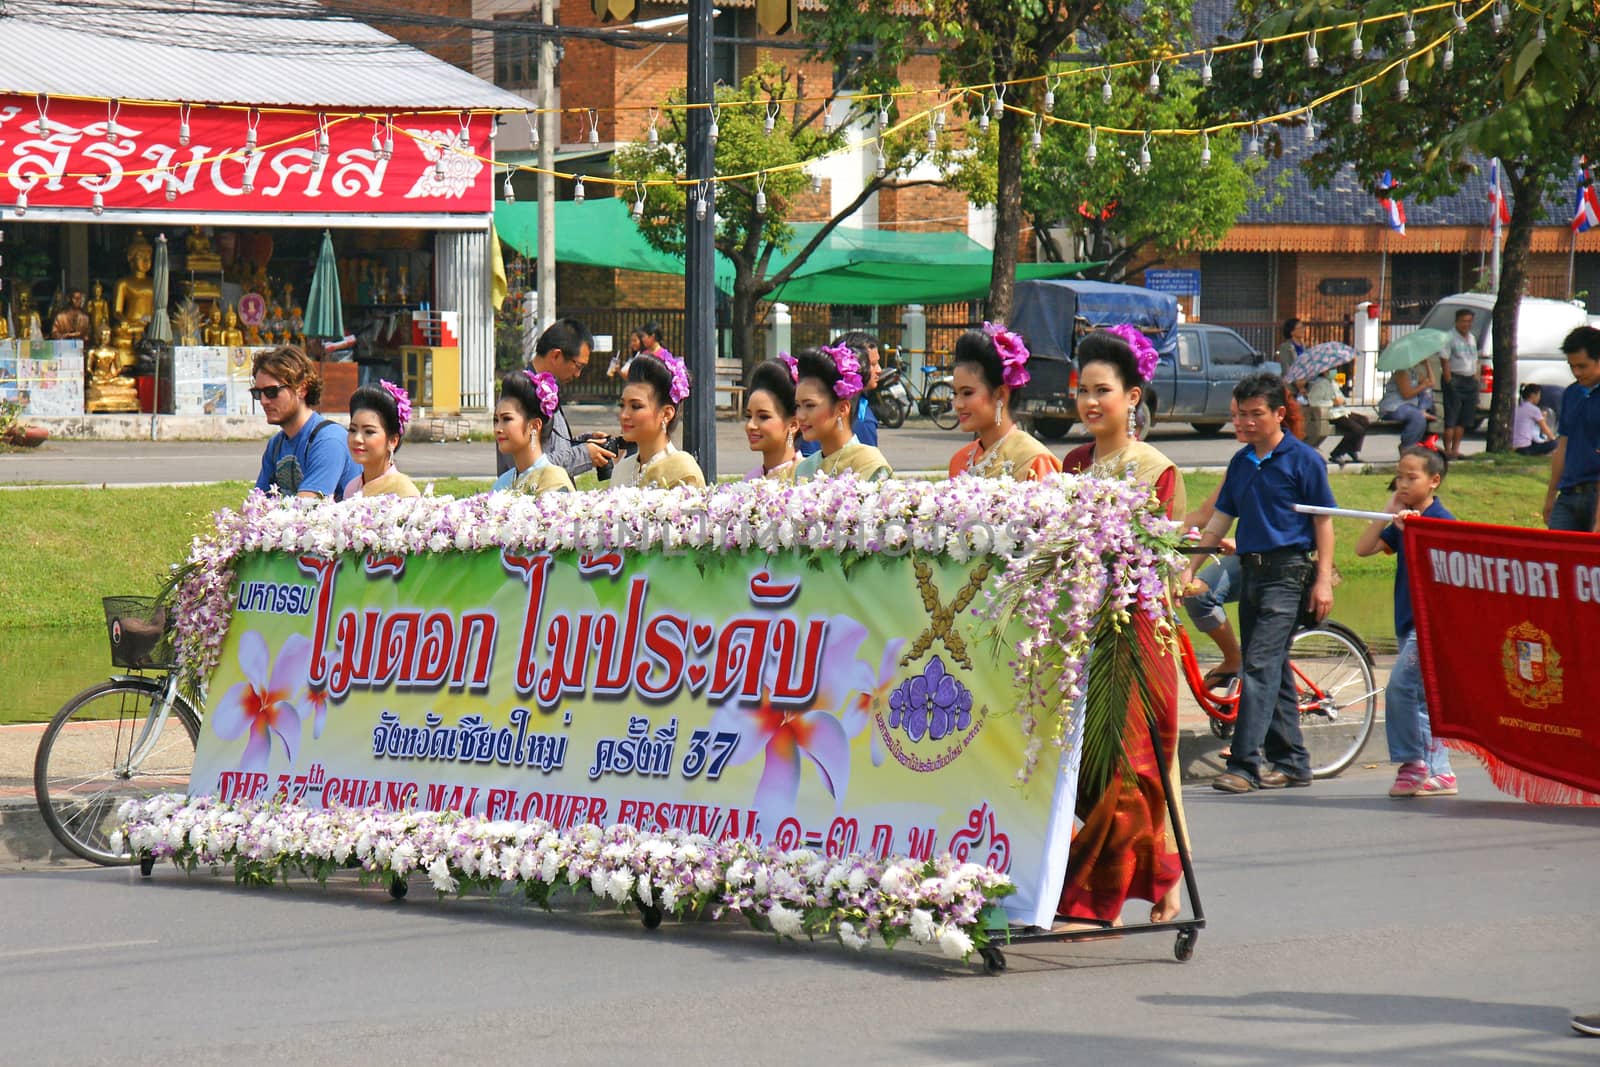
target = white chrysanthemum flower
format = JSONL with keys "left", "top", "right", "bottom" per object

{"left": 837, "top": 921, "right": 869, "bottom": 951}
{"left": 938, "top": 924, "right": 975, "bottom": 960}
{"left": 847, "top": 868, "right": 870, "bottom": 893}
{"left": 909, "top": 907, "right": 936, "bottom": 943}
{"left": 767, "top": 902, "right": 804, "bottom": 938}
{"left": 426, "top": 856, "right": 457, "bottom": 893}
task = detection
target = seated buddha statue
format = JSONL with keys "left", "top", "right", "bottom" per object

{"left": 51, "top": 288, "right": 92, "bottom": 342}
{"left": 221, "top": 306, "right": 245, "bottom": 348}
{"left": 203, "top": 306, "right": 225, "bottom": 346}
{"left": 85, "top": 325, "right": 139, "bottom": 413}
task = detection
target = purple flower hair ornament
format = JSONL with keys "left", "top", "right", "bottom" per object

{"left": 777, "top": 350, "right": 799, "bottom": 382}
{"left": 377, "top": 379, "right": 412, "bottom": 436}
{"left": 660, "top": 352, "right": 692, "bottom": 404}
{"left": 982, "top": 321, "right": 1031, "bottom": 388}
{"left": 524, "top": 369, "right": 561, "bottom": 419}
{"left": 1105, "top": 323, "right": 1161, "bottom": 383}
{"left": 820, "top": 341, "right": 864, "bottom": 400}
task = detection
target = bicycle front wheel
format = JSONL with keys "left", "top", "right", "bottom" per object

{"left": 927, "top": 381, "right": 959, "bottom": 430}
{"left": 1290, "top": 623, "right": 1379, "bottom": 779}
{"left": 33, "top": 678, "right": 201, "bottom": 865}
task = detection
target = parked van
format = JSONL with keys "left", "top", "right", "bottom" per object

{"left": 1415, "top": 293, "right": 1589, "bottom": 418}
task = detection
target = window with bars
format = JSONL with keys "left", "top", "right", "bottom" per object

{"left": 495, "top": 27, "right": 539, "bottom": 88}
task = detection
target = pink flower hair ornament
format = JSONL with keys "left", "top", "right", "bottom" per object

{"left": 820, "top": 341, "right": 864, "bottom": 400}
{"left": 660, "top": 352, "right": 692, "bottom": 404}
{"left": 377, "top": 379, "right": 412, "bottom": 436}
{"left": 1104, "top": 323, "right": 1161, "bottom": 383}
{"left": 777, "top": 350, "right": 799, "bottom": 382}
{"left": 982, "top": 321, "right": 1031, "bottom": 389}
{"left": 524, "top": 369, "right": 561, "bottom": 419}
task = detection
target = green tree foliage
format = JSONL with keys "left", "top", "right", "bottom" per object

{"left": 615, "top": 61, "right": 935, "bottom": 368}
{"left": 945, "top": 71, "right": 1266, "bottom": 281}
{"left": 1210, "top": 0, "right": 1600, "bottom": 450}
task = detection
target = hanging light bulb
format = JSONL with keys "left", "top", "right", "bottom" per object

{"left": 1148, "top": 62, "right": 1161, "bottom": 95}
{"left": 92, "top": 190, "right": 104, "bottom": 216}
{"left": 1102, "top": 72, "right": 1113, "bottom": 103}
{"left": 245, "top": 128, "right": 258, "bottom": 156}
{"left": 1352, "top": 24, "right": 1364, "bottom": 58}
{"left": 1246, "top": 127, "right": 1259, "bottom": 156}
{"left": 1492, "top": 3, "right": 1504, "bottom": 34}
{"left": 934, "top": 107, "right": 947, "bottom": 130}
{"left": 876, "top": 149, "right": 887, "bottom": 177}
{"left": 573, "top": 177, "right": 585, "bottom": 204}
{"left": 178, "top": 109, "right": 191, "bottom": 147}
{"left": 1305, "top": 32, "right": 1319, "bottom": 69}
{"left": 754, "top": 187, "right": 766, "bottom": 215}
{"left": 1200, "top": 132, "right": 1212, "bottom": 168}
{"left": 1138, "top": 133, "right": 1151, "bottom": 173}
{"left": 633, "top": 192, "right": 646, "bottom": 219}
{"left": 1086, "top": 126, "right": 1097, "bottom": 165}
{"left": 1536, "top": 18, "right": 1546, "bottom": 44}
{"left": 14, "top": 191, "right": 26, "bottom": 217}
{"left": 381, "top": 129, "right": 394, "bottom": 160}
{"left": 811, "top": 171, "right": 822, "bottom": 194}
{"left": 877, "top": 104, "right": 888, "bottom": 130}
{"left": 1454, "top": 4, "right": 1467, "bottom": 33}
{"left": 1397, "top": 61, "right": 1410, "bottom": 99}
{"left": 433, "top": 154, "right": 446, "bottom": 180}
{"left": 695, "top": 191, "right": 708, "bottom": 221}
{"left": 106, "top": 100, "right": 120, "bottom": 145}
{"left": 1443, "top": 39, "right": 1455, "bottom": 70}
{"left": 165, "top": 171, "right": 178, "bottom": 202}
{"left": 588, "top": 125, "right": 599, "bottom": 146}
{"left": 1030, "top": 124, "right": 1042, "bottom": 151}
{"left": 1201, "top": 51, "right": 1213, "bottom": 87}
{"left": 1402, "top": 15, "right": 1415, "bottom": 48}
{"left": 1351, "top": 89, "right": 1364, "bottom": 125}
{"left": 371, "top": 130, "right": 382, "bottom": 155}
{"left": 242, "top": 175, "right": 254, "bottom": 195}
{"left": 503, "top": 174, "right": 515, "bottom": 203}
{"left": 926, "top": 117, "right": 938, "bottom": 150}
{"left": 1044, "top": 78, "right": 1056, "bottom": 112}
{"left": 978, "top": 105, "right": 990, "bottom": 133}
{"left": 709, "top": 115, "right": 720, "bottom": 145}
{"left": 765, "top": 108, "right": 777, "bottom": 135}
{"left": 1251, "top": 43, "right": 1265, "bottom": 79}
{"left": 1304, "top": 108, "right": 1316, "bottom": 145}
{"left": 823, "top": 111, "right": 835, "bottom": 135}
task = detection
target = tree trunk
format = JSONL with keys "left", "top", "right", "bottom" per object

{"left": 986, "top": 99, "right": 1026, "bottom": 320}
{"left": 731, "top": 273, "right": 760, "bottom": 373}
{"left": 1488, "top": 166, "right": 1542, "bottom": 452}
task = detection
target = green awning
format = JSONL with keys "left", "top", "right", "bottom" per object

{"left": 493, "top": 199, "right": 1097, "bottom": 305}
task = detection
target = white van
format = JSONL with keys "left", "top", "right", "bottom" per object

{"left": 1415, "top": 293, "right": 1589, "bottom": 419}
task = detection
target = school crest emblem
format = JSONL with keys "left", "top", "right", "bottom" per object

{"left": 1500, "top": 622, "right": 1563, "bottom": 710}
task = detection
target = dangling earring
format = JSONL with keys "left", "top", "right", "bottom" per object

{"left": 995, "top": 402, "right": 1005, "bottom": 431}
{"left": 1126, "top": 405, "right": 1138, "bottom": 438}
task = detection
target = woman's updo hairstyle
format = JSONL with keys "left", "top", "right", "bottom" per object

{"left": 499, "top": 371, "right": 556, "bottom": 445}
{"left": 348, "top": 385, "right": 403, "bottom": 451}
{"left": 748, "top": 359, "right": 797, "bottom": 417}
{"left": 951, "top": 330, "right": 1022, "bottom": 398}
{"left": 1074, "top": 330, "right": 1147, "bottom": 391}
{"left": 795, "top": 345, "right": 859, "bottom": 413}
{"left": 627, "top": 352, "right": 684, "bottom": 430}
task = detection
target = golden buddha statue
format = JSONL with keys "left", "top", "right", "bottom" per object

{"left": 51, "top": 288, "right": 92, "bottom": 341}
{"left": 85, "top": 325, "right": 138, "bottom": 412}
{"left": 16, "top": 290, "right": 44, "bottom": 342}
{"left": 0, "top": 299, "right": 10, "bottom": 341}
{"left": 87, "top": 281, "right": 111, "bottom": 341}
{"left": 113, "top": 231, "right": 155, "bottom": 349}
{"left": 222, "top": 306, "right": 245, "bottom": 348}
{"left": 185, "top": 225, "right": 221, "bottom": 273}
{"left": 289, "top": 306, "right": 305, "bottom": 346}
{"left": 203, "top": 306, "right": 225, "bottom": 346}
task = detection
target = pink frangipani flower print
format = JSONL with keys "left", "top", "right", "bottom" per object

{"left": 211, "top": 631, "right": 312, "bottom": 771}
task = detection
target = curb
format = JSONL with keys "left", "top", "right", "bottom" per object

{"left": 0, "top": 796, "right": 80, "bottom": 868}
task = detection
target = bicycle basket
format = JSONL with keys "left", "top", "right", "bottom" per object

{"left": 102, "top": 596, "right": 173, "bottom": 669}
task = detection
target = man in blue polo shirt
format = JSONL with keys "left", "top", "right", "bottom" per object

{"left": 1543, "top": 326, "right": 1600, "bottom": 533}
{"left": 1190, "top": 372, "right": 1337, "bottom": 793}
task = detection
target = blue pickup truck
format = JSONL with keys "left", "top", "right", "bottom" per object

{"left": 1008, "top": 279, "right": 1278, "bottom": 439}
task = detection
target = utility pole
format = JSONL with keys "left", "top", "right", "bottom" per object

{"left": 536, "top": 0, "right": 557, "bottom": 332}
{"left": 682, "top": 0, "right": 717, "bottom": 479}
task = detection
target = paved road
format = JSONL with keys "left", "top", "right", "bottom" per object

{"left": 0, "top": 417, "right": 1472, "bottom": 486}
{"left": 3, "top": 764, "right": 1594, "bottom": 1065}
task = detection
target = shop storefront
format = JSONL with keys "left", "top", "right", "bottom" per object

{"left": 0, "top": 6, "right": 525, "bottom": 423}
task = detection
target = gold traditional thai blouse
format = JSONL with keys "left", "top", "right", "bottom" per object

{"left": 794, "top": 437, "right": 893, "bottom": 482}
{"left": 611, "top": 445, "right": 707, "bottom": 489}
{"left": 948, "top": 427, "right": 1063, "bottom": 482}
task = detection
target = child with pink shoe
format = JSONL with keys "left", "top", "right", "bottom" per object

{"left": 1354, "top": 446, "right": 1459, "bottom": 798}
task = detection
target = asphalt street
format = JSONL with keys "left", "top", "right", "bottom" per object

{"left": 0, "top": 417, "right": 1469, "bottom": 486}
{"left": 3, "top": 763, "right": 1594, "bottom": 1066}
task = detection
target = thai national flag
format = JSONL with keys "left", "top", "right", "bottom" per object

{"left": 1378, "top": 170, "right": 1406, "bottom": 235}
{"left": 1573, "top": 158, "right": 1600, "bottom": 233}
{"left": 1487, "top": 158, "right": 1511, "bottom": 226}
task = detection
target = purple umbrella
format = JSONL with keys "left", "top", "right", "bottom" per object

{"left": 1284, "top": 340, "right": 1358, "bottom": 383}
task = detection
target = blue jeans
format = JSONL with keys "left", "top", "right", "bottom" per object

{"left": 1549, "top": 484, "right": 1598, "bottom": 532}
{"left": 1381, "top": 403, "right": 1428, "bottom": 448}
{"left": 1385, "top": 630, "right": 1453, "bottom": 776}
{"left": 1229, "top": 553, "right": 1313, "bottom": 782}
{"left": 1184, "top": 555, "right": 1241, "bottom": 633}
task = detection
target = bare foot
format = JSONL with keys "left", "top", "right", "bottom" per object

{"left": 1151, "top": 887, "right": 1182, "bottom": 923}
{"left": 1051, "top": 918, "right": 1123, "bottom": 939}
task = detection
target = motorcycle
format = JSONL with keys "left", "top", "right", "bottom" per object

{"left": 869, "top": 362, "right": 912, "bottom": 430}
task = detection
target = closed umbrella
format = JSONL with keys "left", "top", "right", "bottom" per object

{"left": 1284, "top": 340, "right": 1358, "bottom": 383}
{"left": 1376, "top": 328, "right": 1450, "bottom": 372}
{"left": 303, "top": 230, "right": 345, "bottom": 340}
{"left": 148, "top": 234, "right": 173, "bottom": 431}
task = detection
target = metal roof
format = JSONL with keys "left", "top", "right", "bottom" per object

{"left": 0, "top": 0, "right": 530, "bottom": 111}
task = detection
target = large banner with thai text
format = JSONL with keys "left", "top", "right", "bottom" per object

{"left": 190, "top": 547, "right": 1080, "bottom": 926}
{"left": 1407, "top": 518, "right": 1600, "bottom": 801}
{"left": 0, "top": 95, "right": 493, "bottom": 214}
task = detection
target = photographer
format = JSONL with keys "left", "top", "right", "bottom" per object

{"left": 496, "top": 319, "right": 615, "bottom": 479}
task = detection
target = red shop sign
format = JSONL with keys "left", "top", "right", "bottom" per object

{"left": 0, "top": 95, "right": 494, "bottom": 215}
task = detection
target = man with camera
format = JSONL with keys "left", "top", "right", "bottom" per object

{"left": 497, "top": 318, "right": 617, "bottom": 480}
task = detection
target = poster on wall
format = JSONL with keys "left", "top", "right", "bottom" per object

{"left": 0, "top": 340, "right": 84, "bottom": 415}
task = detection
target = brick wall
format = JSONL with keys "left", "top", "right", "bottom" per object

{"left": 344, "top": 0, "right": 476, "bottom": 71}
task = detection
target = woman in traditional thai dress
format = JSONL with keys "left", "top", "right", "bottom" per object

{"left": 491, "top": 370, "right": 576, "bottom": 495}
{"left": 608, "top": 352, "right": 706, "bottom": 489}
{"left": 342, "top": 381, "right": 421, "bottom": 499}
{"left": 1057, "top": 326, "right": 1188, "bottom": 932}
{"left": 792, "top": 343, "right": 893, "bottom": 482}
{"left": 946, "top": 324, "right": 1062, "bottom": 481}
{"left": 744, "top": 357, "right": 801, "bottom": 482}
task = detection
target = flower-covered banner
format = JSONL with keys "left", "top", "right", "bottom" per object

{"left": 173, "top": 475, "right": 1181, "bottom": 929}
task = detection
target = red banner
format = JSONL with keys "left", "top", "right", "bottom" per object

{"left": 0, "top": 95, "right": 493, "bottom": 214}
{"left": 1406, "top": 517, "right": 1600, "bottom": 803}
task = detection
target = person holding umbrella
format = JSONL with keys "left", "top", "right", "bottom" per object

{"left": 1283, "top": 340, "right": 1372, "bottom": 465}
{"left": 1376, "top": 329, "right": 1449, "bottom": 450}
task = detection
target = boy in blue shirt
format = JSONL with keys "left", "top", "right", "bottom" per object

{"left": 1355, "top": 446, "right": 1458, "bottom": 797}
{"left": 1544, "top": 326, "right": 1600, "bottom": 532}
{"left": 251, "top": 346, "right": 361, "bottom": 500}
{"left": 1190, "top": 373, "right": 1337, "bottom": 793}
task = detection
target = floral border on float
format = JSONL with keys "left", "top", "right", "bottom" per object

{"left": 116, "top": 794, "right": 1016, "bottom": 960}
{"left": 168, "top": 472, "right": 1182, "bottom": 781}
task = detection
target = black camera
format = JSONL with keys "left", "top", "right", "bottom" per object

{"left": 593, "top": 434, "right": 628, "bottom": 481}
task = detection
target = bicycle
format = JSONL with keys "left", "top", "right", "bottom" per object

{"left": 1174, "top": 618, "right": 1381, "bottom": 780}
{"left": 33, "top": 596, "right": 201, "bottom": 865}
{"left": 882, "top": 348, "right": 959, "bottom": 430}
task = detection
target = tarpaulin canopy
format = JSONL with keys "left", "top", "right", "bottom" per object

{"left": 1009, "top": 279, "right": 1181, "bottom": 360}
{"left": 494, "top": 199, "right": 1097, "bottom": 306}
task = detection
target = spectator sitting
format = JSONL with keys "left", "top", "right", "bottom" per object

{"left": 1512, "top": 382, "right": 1557, "bottom": 457}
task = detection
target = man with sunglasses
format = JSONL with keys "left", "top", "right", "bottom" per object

{"left": 251, "top": 345, "right": 360, "bottom": 500}
{"left": 495, "top": 318, "right": 615, "bottom": 478}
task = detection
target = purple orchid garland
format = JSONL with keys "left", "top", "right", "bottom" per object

{"left": 378, "top": 379, "right": 413, "bottom": 435}
{"left": 1103, "top": 324, "right": 1161, "bottom": 383}
{"left": 525, "top": 369, "right": 561, "bottom": 418}
{"left": 819, "top": 342, "right": 865, "bottom": 399}
{"left": 981, "top": 322, "right": 1031, "bottom": 389}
